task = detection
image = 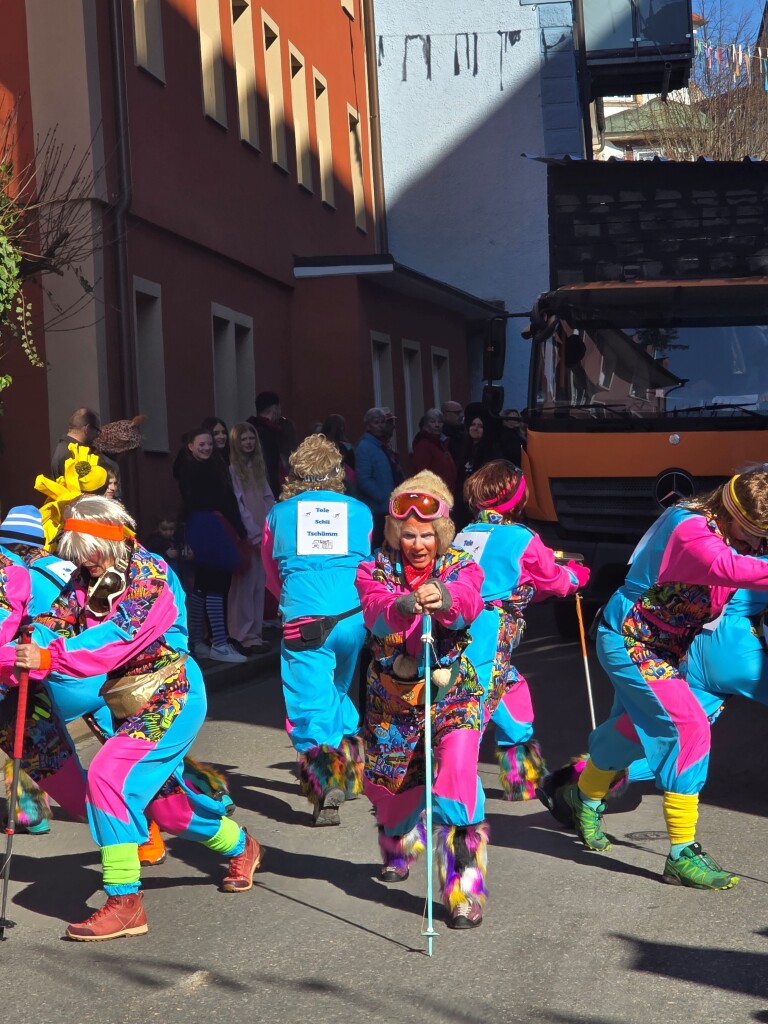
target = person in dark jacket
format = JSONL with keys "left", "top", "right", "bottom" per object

{"left": 247, "top": 391, "right": 287, "bottom": 497}
{"left": 174, "top": 427, "right": 246, "bottom": 663}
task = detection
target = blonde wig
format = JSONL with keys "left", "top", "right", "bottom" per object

{"left": 384, "top": 470, "right": 456, "bottom": 554}
{"left": 279, "top": 434, "right": 345, "bottom": 501}
{"left": 229, "top": 422, "right": 268, "bottom": 490}
{"left": 56, "top": 495, "right": 136, "bottom": 566}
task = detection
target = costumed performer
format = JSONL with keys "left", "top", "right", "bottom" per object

{"left": 355, "top": 471, "right": 489, "bottom": 929}
{"left": 10, "top": 495, "right": 264, "bottom": 941}
{"left": 454, "top": 461, "right": 589, "bottom": 799}
{"left": 551, "top": 469, "right": 768, "bottom": 890}
{"left": 262, "top": 434, "right": 372, "bottom": 826}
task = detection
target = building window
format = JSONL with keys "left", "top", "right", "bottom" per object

{"left": 133, "top": 278, "right": 169, "bottom": 452}
{"left": 313, "top": 71, "right": 334, "bottom": 206}
{"left": 211, "top": 304, "right": 256, "bottom": 425}
{"left": 231, "top": 0, "right": 259, "bottom": 147}
{"left": 132, "top": 0, "right": 165, "bottom": 81}
{"left": 431, "top": 347, "right": 450, "bottom": 408}
{"left": 289, "top": 47, "right": 312, "bottom": 190}
{"left": 340, "top": 0, "right": 354, "bottom": 17}
{"left": 402, "top": 341, "right": 423, "bottom": 452}
{"left": 262, "top": 12, "right": 287, "bottom": 168}
{"left": 197, "top": 0, "right": 228, "bottom": 126}
{"left": 371, "top": 332, "right": 396, "bottom": 448}
{"left": 347, "top": 105, "right": 366, "bottom": 231}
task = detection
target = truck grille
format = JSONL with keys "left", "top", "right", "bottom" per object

{"left": 550, "top": 476, "right": 726, "bottom": 539}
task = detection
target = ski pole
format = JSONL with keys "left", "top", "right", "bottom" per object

{"left": 574, "top": 593, "right": 597, "bottom": 731}
{"left": 0, "top": 623, "right": 34, "bottom": 940}
{"left": 421, "top": 612, "right": 438, "bottom": 957}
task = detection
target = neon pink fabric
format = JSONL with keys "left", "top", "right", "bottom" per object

{"left": 519, "top": 533, "right": 581, "bottom": 600}
{"left": 86, "top": 735, "right": 157, "bottom": 824}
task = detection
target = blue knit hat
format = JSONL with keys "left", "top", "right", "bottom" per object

{"left": 0, "top": 506, "right": 45, "bottom": 547}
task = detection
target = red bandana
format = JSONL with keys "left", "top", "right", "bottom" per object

{"left": 404, "top": 562, "right": 435, "bottom": 590}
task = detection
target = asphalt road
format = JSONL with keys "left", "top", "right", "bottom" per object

{"left": 2, "top": 605, "right": 768, "bottom": 1024}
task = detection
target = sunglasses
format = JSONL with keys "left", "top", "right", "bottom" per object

{"left": 390, "top": 492, "right": 450, "bottom": 520}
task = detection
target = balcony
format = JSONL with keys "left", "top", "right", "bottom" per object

{"left": 576, "top": 0, "right": 693, "bottom": 97}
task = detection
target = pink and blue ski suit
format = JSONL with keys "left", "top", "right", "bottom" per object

{"left": 456, "top": 516, "right": 580, "bottom": 745}
{"left": 355, "top": 545, "right": 485, "bottom": 836}
{"left": 594, "top": 505, "right": 768, "bottom": 794}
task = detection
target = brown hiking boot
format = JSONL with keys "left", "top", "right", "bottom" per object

{"left": 221, "top": 829, "right": 264, "bottom": 892}
{"left": 66, "top": 893, "right": 148, "bottom": 942}
{"left": 138, "top": 820, "right": 167, "bottom": 866}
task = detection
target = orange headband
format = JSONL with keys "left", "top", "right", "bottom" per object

{"left": 63, "top": 519, "right": 129, "bottom": 541}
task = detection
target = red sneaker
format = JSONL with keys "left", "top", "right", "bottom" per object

{"left": 66, "top": 893, "right": 148, "bottom": 941}
{"left": 221, "top": 829, "right": 264, "bottom": 892}
{"left": 138, "top": 820, "right": 167, "bottom": 866}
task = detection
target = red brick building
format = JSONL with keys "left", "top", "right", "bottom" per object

{"left": 0, "top": 1, "right": 497, "bottom": 525}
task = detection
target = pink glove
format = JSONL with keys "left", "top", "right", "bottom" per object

{"left": 566, "top": 560, "right": 590, "bottom": 589}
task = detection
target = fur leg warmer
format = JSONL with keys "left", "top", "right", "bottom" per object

{"left": 297, "top": 745, "right": 347, "bottom": 805}
{"left": 183, "top": 755, "right": 234, "bottom": 813}
{"left": 377, "top": 816, "right": 427, "bottom": 872}
{"left": 5, "top": 761, "right": 51, "bottom": 829}
{"left": 340, "top": 736, "right": 364, "bottom": 799}
{"left": 496, "top": 739, "right": 547, "bottom": 801}
{"left": 435, "top": 821, "right": 490, "bottom": 911}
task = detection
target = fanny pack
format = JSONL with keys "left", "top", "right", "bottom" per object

{"left": 283, "top": 607, "right": 361, "bottom": 651}
{"left": 378, "top": 659, "right": 461, "bottom": 707}
{"left": 100, "top": 656, "right": 187, "bottom": 720}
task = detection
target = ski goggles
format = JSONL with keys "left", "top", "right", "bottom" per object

{"left": 389, "top": 492, "right": 450, "bottom": 521}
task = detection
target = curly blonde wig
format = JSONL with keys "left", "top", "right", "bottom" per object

{"left": 279, "top": 434, "right": 345, "bottom": 501}
{"left": 384, "top": 470, "right": 456, "bottom": 554}
{"left": 56, "top": 495, "right": 136, "bottom": 566}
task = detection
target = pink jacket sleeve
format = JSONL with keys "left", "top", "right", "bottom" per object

{"left": 355, "top": 556, "right": 484, "bottom": 635}
{"left": 0, "top": 563, "right": 31, "bottom": 646}
{"left": 519, "top": 534, "right": 580, "bottom": 600}
{"left": 659, "top": 517, "right": 768, "bottom": 595}
{"left": 42, "top": 578, "right": 178, "bottom": 679}
{"left": 261, "top": 521, "right": 282, "bottom": 600}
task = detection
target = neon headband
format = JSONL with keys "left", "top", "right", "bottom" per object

{"left": 477, "top": 474, "right": 527, "bottom": 515}
{"left": 63, "top": 519, "right": 130, "bottom": 541}
{"left": 721, "top": 475, "right": 768, "bottom": 539}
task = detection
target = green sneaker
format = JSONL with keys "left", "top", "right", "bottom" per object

{"left": 560, "top": 783, "right": 613, "bottom": 851}
{"left": 662, "top": 842, "right": 739, "bottom": 890}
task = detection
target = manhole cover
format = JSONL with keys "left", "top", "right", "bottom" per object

{"left": 625, "top": 830, "right": 668, "bottom": 841}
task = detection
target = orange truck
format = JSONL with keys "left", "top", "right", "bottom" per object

{"left": 517, "top": 160, "right": 768, "bottom": 630}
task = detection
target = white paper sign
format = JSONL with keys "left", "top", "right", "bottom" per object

{"left": 454, "top": 529, "right": 491, "bottom": 564}
{"left": 296, "top": 501, "right": 349, "bottom": 556}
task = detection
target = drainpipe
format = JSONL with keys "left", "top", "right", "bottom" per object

{"left": 363, "top": 0, "right": 388, "bottom": 253}
{"left": 108, "top": 0, "right": 139, "bottom": 507}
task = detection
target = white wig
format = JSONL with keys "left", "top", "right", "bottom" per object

{"left": 56, "top": 494, "right": 136, "bottom": 566}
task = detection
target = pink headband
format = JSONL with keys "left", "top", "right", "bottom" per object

{"left": 479, "top": 474, "right": 527, "bottom": 514}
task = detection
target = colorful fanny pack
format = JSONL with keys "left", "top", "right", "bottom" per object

{"left": 100, "top": 655, "right": 187, "bottom": 720}
{"left": 282, "top": 606, "right": 361, "bottom": 651}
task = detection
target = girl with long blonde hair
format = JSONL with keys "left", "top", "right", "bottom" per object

{"left": 228, "top": 423, "right": 274, "bottom": 652}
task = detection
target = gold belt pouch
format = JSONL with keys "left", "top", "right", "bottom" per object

{"left": 100, "top": 655, "right": 187, "bottom": 720}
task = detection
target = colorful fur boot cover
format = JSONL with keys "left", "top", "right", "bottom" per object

{"left": 183, "top": 755, "right": 234, "bottom": 813}
{"left": 340, "top": 736, "right": 364, "bottom": 799}
{"left": 435, "top": 821, "right": 489, "bottom": 911}
{"left": 297, "top": 745, "right": 347, "bottom": 805}
{"left": 496, "top": 739, "right": 547, "bottom": 801}
{"left": 377, "top": 816, "right": 427, "bottom": 873}
{"left": 5, "top": 761, "right": 51, "bottom": 831}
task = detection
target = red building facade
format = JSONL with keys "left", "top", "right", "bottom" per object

{"left": 0, "top": 0, "right": 490, "bottom": 526}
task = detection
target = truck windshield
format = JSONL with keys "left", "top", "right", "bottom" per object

{"left": 531, "top": 323, "right": 768, "bottom": 419}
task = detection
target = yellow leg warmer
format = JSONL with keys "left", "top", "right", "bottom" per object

{"left": 202, "top": 815, "right": 242, "bottom": 855}
{"left": 577, "top": 761, "right": 618, "bottom": 801}
{"left": 663, "top": 791, "right": 698, "bottom": 846}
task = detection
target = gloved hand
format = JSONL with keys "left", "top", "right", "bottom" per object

{"left": 566, "top": 560, "right": 590, "bottom": 589}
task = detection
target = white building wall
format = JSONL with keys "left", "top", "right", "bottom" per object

{"left": 374, "top": 0, "right": 582, "bottom": 408}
